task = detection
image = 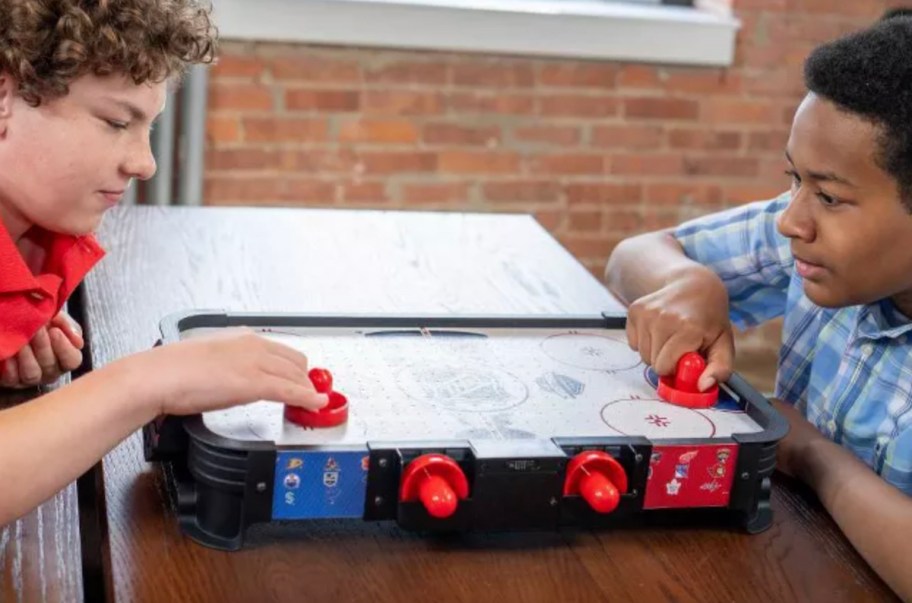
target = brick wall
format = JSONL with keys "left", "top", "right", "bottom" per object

{"left": 203, "top": 0, "right": 903, "bottom": 391}
{"left": 205, "top": 0, "right": 899, "bottom": 271}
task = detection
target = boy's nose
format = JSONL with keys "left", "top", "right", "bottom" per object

{"left": 776, "top": 192, "right": 816, "bottom": 242}
{"left": 124, "top": 141, "right": 157, "bottom": 181}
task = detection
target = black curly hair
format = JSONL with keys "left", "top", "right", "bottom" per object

{"left": 882, "top": 7, "right": 912, "bottom": 20}
{"left": 804, "top": 16, "right": 912, "bottom": 210}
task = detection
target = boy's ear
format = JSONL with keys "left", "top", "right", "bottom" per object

{"left": 0, "top": 73, "right": 15, "bottom": 137}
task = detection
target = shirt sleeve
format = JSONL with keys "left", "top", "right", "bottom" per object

{"left": 673, "top": 193, "right": 793, "bottom": 330}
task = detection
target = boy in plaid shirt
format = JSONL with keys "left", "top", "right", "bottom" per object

{"left": 607, "top": 15, "right": 912, "bottom": 600}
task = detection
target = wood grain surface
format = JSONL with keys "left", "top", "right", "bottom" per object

{"left": 1, "top": 383, "right": 84, "bottom": 603}
{"left": 76, "top": 205, "right": 896, "bottom": 603}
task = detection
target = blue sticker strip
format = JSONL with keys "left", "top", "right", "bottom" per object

{"left": 272, "top": 449, "right": 370, "bottom": 520}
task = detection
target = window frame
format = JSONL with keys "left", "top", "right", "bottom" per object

{"left": 212, "top": 0, "right": 737, "bottom": 67}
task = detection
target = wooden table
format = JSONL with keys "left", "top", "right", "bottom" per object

{"left": 0, "top": 383, "right": 85, "bottom": 603}
{"left": 61, "top": 205, "right": 897, "bottom": 602}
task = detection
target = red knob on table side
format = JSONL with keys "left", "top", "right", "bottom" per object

{"left": 399, "top": 453, "right": 470, "bottom": 519}
{"left": 563, "top": 451, "right": 628, "bottom": 514}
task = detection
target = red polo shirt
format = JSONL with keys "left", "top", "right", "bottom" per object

{"left": 0, "top": 224, "right": 105, "bottom": 361}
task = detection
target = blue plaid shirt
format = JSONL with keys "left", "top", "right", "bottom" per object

{"left": 674, "top": 193, "right": 912, "bottom": 495}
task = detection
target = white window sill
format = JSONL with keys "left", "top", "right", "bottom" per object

{"left": 213, "top": 0, "right": 739, "bottom": 67}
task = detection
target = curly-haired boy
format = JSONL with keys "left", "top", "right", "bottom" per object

{"left": 0, "top": 0, "right": 327, "bottom": 525}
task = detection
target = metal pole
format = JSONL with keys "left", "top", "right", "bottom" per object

{"left": 177, "top": 64, "right": 209, "bottom": 206}
{"left": 147, "top": 90, "right": 178, "bottom": 206}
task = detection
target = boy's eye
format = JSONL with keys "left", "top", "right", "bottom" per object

{"left": 105, "top": 119, "right": 128, "bottom": 130}
{"left": 784, "top": 169, "right": 801, "bottom": 185}
{"left": 816, "top": 192, "right": 840, "bottom": 207}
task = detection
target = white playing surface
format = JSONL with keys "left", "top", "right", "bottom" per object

{"left": 186, "top": 326, "right": 763, "bottom": 446}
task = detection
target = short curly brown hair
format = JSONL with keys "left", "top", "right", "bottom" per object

{"left": 0, "top": 0, "right": 217, "bottom": 106}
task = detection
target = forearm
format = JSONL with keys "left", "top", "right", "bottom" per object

{"left": 800, "top": 438, "right": 912, "bottom": 601}
{"left": 604, "top": 230, "right": 707, "bottom": 305}
{"left": 0, "top": 357, "right": 158, "bottom": 525}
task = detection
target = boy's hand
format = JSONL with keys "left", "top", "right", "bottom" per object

{"left": 1, "top": 312, "right": 84, "bottom": 388}
{"left": 625, "top": 265, "right": 734, "bottom": 391}
{"left": 138, "top": 329, "right": 329, "bottom": 416}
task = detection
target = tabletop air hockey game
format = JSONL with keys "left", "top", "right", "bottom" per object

{"left": 144, "top": 312, "right": 787, "bottom": 550}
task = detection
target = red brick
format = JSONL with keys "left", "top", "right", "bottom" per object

{"left": 285, "top": 179, "right": 338, "bottom": 203}
{"left": 534, "top": 210, "right": 564, "bottom": 231}
{"left": 423, "top": 123, "right": 501, "bottom": 146}
{"left": 206, "top": 116, "right": 240, "bottom": 144}
{"left": 339, "top": 119, "right": 419, "bottom": 144}
{"left": 567, "top": 209, "right": 603, "bottom": 232}
{"left": 401, "top": 182, "right": 471, "bottom": 204}
{"left": 539, "top": 95, "right": 618, "bottom": 118}
{"left": 722, "top": 184, "right": 789, "bottom": 204}
{"left": 365, "top": 60, "right": 449, "bottom": 85}
{"left": 664, "top": 70, "right": 742, "bottom": 95}
{"left": 782, "top": 104, "right": 799, "bottom": 126}
{"left": 668, "top": 129, "right": 742, "bottom": 151}
{"left": 206, "top": 148, "right": 282, "bottom": 171}
{"left": 581, "top": 260, "right": 606, "bottom": 279}
{"left": 529, "top": 153, "right": 605, "bottom": 175}
{"left": 269, "top": 56, "right": 361, "bottom": 83}
{"left": 624, "top": 97, "right": 699, "bottom": 120}
{"left": 285, "top": 90, "right": 360, "bottom": 112}
{"left": 452, "top": 63, "right": 535, "bottom": 88}
{"left": 483, "top": 181, "right": 562, "bottom": 203}
{"left": 737, "top": 13, "right": 761, "bottom": 39}
{"left": 747, "top": 130, "right": 790, "bottom": 152}
{"left": 539, "top": 63, "right": 616, "bottom": 88}
{"left": 644, "top": 183, "right": 724, "bottom": 206}
{"left": 360, "top": 152, "right": 437, "bottom": 174}
{"left": 206, "top": 177, "right": 280, "bottom": 203}
{"left": 341, "top": 181, "right": 388, "bottom": 203}
{"left": 756, "top": 14, "right": 789, "bottom": 42}
{"left": 736, "top": 0, "right": 787, "bottom": 11}
{"left": 641, "top": 208, "right": 684, "bottom": 231}
{"left": 799, "top": 0, "right": 880, "bottom": 18}
{"left": 364, "top": 90, "right": 444, "bottom": 115}
{"left": 206, "top": 177, "right": 335, "bottom": 204}
{"left": 617, "top": 66, "right": 665, "bottom": 89}
{"left": 242, "top": 118, "right": 328, "bottom": 142}
{"left": 737, "top": 43, "right": 790, "bottom": 69}
{"left": 212, "top": 54, "right": 265, "bottom": 79}
{"left": 282, "top": 149, "right": 360, "bottom": 173}
{"left": 742, "top": 68, "right": 806, "bottom": 97}
{"left": 565, "top": 183, "right": 642, "bottom": 205}
{"left": 701, "top": 98, "right": 780, "bottom": 124}
{"left": 558, "top": 234, "right": 623, "bottom": 259}
{"left": 784, "top": 17, "right": 865, "bottom": 44}
{"left": 209, "top": 84, "right": 273, "bottom": 111}
{"left": 757, "top": 157, "right": 792, "bottom": 182}
{"left": 610, "top": 154, "right": 686, "bottom": 176}
{"left": 448, "top": 92, "right": 535, "bottom": 115}
{"left": 683, "top": 156, "right": 759, "bottom": 178}
{"left": 591, "top": 125, "right": 663, "bottom": 149}
{"left": 514, "top": 125, "right": 581, "bottom": 147}
{"left": 437, "top": 151, "right": 521, "bottom": 174}
{"left": 785, "top": 45, "right": 815, "bottom": 68}
{"left": 602, "top": 209, "right": 644, "bottom": 232}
